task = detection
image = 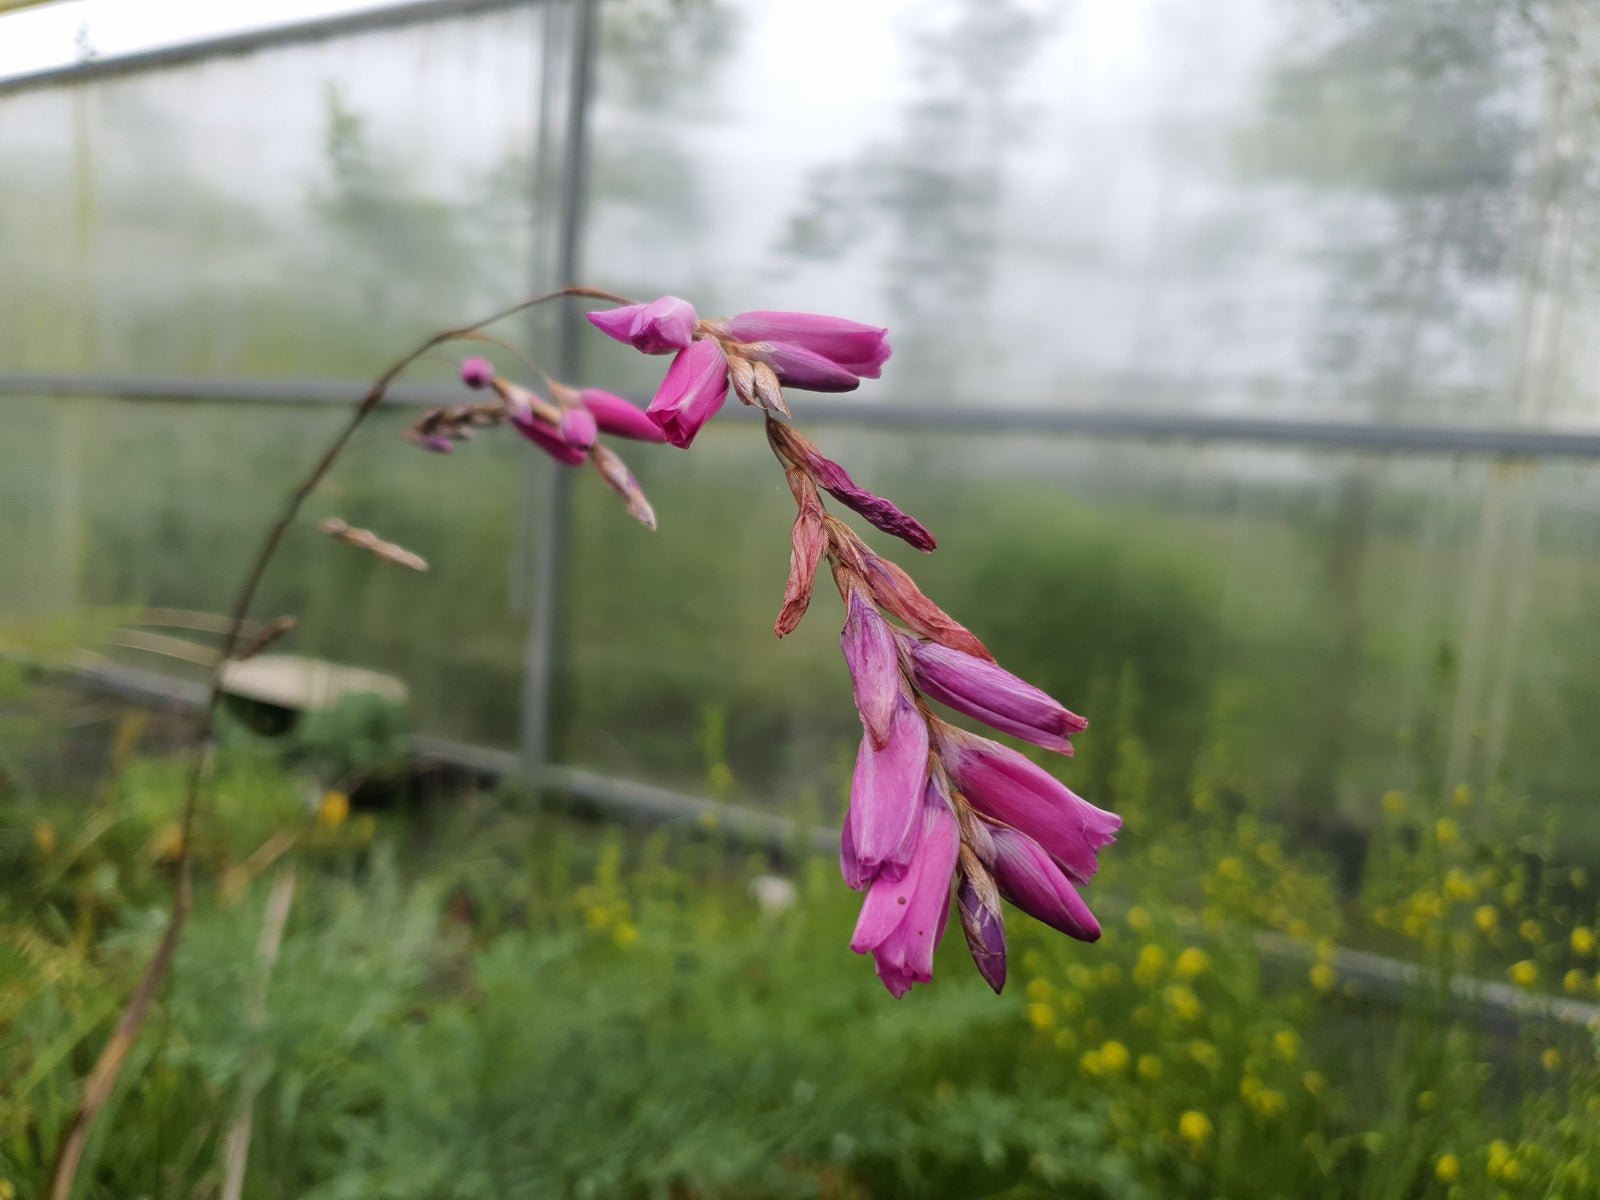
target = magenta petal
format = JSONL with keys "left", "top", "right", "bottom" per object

{"left": 855, "top": 795, "right": 958, "bottom": 993}
{"left": 990, "top": 827, "right": 1102, "bottom": 942}
{"left": 460, "top": 357, "right": 495, "bottom": 389}
{"left": 841, "top": 819, "right": 868, "bottom": 891}
{"left": 907, "top": 638, "right": 1086, "bottom": 754}
{"left": 580, "top": 389, "right": 669, "bottom": 443}
{"left": 646, "top": 339, "right": 730, "bottom": 448}
{"left": 803, "top": 453, "right": 936, "bottom": 552}
{"left": 748, "top": 341, "right": 862, "bottom": 392}
{"left": 726, "top": 310, "right": 891, "bottom": 379}
{"left": 559, "top": 406, "right": 599, "bottom": 451}
{"left": 841, "top": 591, "right": 898, "bottom": 748}
{"left": 510, "top": 411, "right": 588, "bottom": 465}
{"left": 586, "top": 295, "right": 696, "bottom": 355}
{"left": 939, "top": 728, "right": 1119, "bottom": 885}
{"left": 847, "top": 695, "right": 929, "bottom": 882}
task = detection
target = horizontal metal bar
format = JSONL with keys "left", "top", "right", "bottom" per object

{"left": 0, "top": 0, "right": 535, "bottom": 96}
{"left": 24, "top": 653, "right": 1600, "bottom": 1031}
{"left": 7, "top": 370, "right": 1600, "bottom": 457}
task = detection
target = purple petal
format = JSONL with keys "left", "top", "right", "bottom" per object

{"left": 560, "top": 406, "right": 599, "bottom": 451}
{"left": 841, "top": 590, "right": 898, "bottom": 748}
{"left": 586, "top": 296, "right": 697, "bottom": 355}
{"left": 805, "top": 455, "right": 936, "bottom": 552}
{"left": 646, "top": 339, "right": 730, "bottom": 448}
{"left": 957, "top": 877, "right": 1008, "bottom": 993}
{"left": 581, "top": 389, "right": 668, "bottom": 443}
{"left": 726, "top": 311, "right": 892, "bottom": 379}
{"left": 907, "top": 638, "right": 1086, "bottom": 754}
{"left": 847, "top": 695, "right": 929, "bottom": 883}
{"left": 990, "top": 826, "right": 1102, "bottom": 942}
{"left": 939, "top": 728, "right": 1119, "bottom": 885}
{"left": 510, "top": 411, "right": 588, "bottom": 465}
{"left": 746, "top": 341, "right": 862, "bottom": 392}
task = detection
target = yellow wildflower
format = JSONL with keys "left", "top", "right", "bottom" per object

{"left": 1508, "top": 960, "right": 1538, "bottom": 988}
{"left": 1053, "top": 1030, "right": 1077, "bottom": 1053}
{"left": 1133, "top": 944, "right": 1168, "bottom": 986}
{"left": 1287, "top": 919, "right": 1312, "bottom": 940}
{"left": 1126, "top": 905, "right": 1152, "bottom": 933}
{"left": 1303, "top": 1071, "right": 1327, "bottom": 1096}
{"left": 1164, "top": 984, "right": 1202, "bottom": 1023}
{"left": 1174, "top": 947, "right": 1211, "bottom": 980}
{"left": 1079, "top": 1049, "right": 1104, "bottom": 1077}
{"left": 1188, "top": 1040, "right": 1220, "bottom": 1069}
{"left": 1417, "top": 1090, "right": 1437, "bottom": 1112}
{"left": 1541, "top": 1048, "right": 1561, "bottom": 1071}
{"left": 1248, "top": 1087, "right": 1286, "bottom": 1118}
{"left": 1434, "top": 817, "right": 1458, "bottom": 846}
{"left": 1475, "top": 905, "right": 1499, "bottom": 933}
{"left": 318, "top": 790, "right": 350, "bottom": 828}
{"left": 1452, "top": 783, "right": 1472, "bottom": 807}
{"left": 1098, "top": 1041, "right": 1131, "bottom": 1073}
{"left": 1564, "top": 968, "right": 1586, "bottom": 995}
{"left": 612, "top": 922, "right": 640, "bottom": 949}
{"left": 1309, "top": 962, "right": 1337, "bottom": 993}
{"left": 1025, "top": 978, "right": 1054, "bottom": 1002}
{"left": 1178, "top": 1110, "right": 1213, "bottom": 1147}
{"left": 1137, "top": 1054, "right": 1162, "bottom": 1081}
{"left": 1519, "top": 918, "right": 1542, "bottom": 943}
{"left": 1272, "top": 1030, "right": 1301, "bottom": 1062}
{"left": 1435, "top": 1153, "right": 1461, "bottom": 1184}
{"left": 1099, "top": 964, "right": 1124, "bottom": 986}
{"left": 1217, "top": 857, "right": 1244, "bottom": 882}
{"left": 1381, "top": 789, "right": 1406, "bottom": 815}
{"left": 1572, "top": 927, "right": 1596, "bottom": 957}
{"left": 1027, "top": 1002, "right": 1056, "bottom": 1032}
{"left": 1444, "top": 868, "right": 1477, "bottom": 903}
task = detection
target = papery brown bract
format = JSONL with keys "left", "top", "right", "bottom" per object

{"left": 775, "top": 469, "right": 826, "bottom": 637}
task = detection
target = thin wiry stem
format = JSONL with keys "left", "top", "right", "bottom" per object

{"left": 47, "top": 284, "right": 616, "bottom": 1200}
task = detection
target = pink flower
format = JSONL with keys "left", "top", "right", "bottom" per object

{"left": 845, "top": 692, "right": 929, "bottom": 887}
{"left": 578, "top": 389, "right": 668, "bottom": 443}
{"left": 725, "top": 310, "right": 892, "bottom": 379}
{"left": 559, "top": 406, "right": 599, "bottom": 451}
{"left": 737, "top": 341, "right": 861, "bottom": 392}
{"left": 850, "top": 783, "right": 959, "bottom": 997}
{"left": 586, "top": 295, "right": 697, "bottom": 355}
{"left": 841, "top": 586, "right": 898, "bottom": 748}
{"left": 903, "top": 636, "right": 1086, "bottom": 755}
{"left": 988, "top": 826, "right": 1101, "bottom": 942}
{"left": 510, "top": 410, "right": 588, "bottom": 465}
{"left": 937, "top": 726, "right": 1119, "bottom": 886}
{"left": 646, "top": 339, "right": 730, "bottom": 448}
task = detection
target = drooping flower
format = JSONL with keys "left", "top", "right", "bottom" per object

{"left": 938, "top": 725, "right": 1120, "bottom": 885}
{"left": 646, "top": 338, "right": 730, "bottom": 448}
{"left": 987, "top": 825, "right": 1101, "bottom": 942}
{"left": 845, "top": 691, "right": 930, "bottom": 887}
{"left": 586, "top": 295, "right": 697, "bottom": 355}
{"left": 723, "top": 310, "right": 892, "bottom": 379}
{"left": 956, "top": 871, "right": 1007, "bottom": 993}
{"left": 850, "top": 782, "right": 959, "bottom": 997}
{"left": 767, "top": 421, "right": 935, "bottom": 552}
{"left": 902, "top": 635, "right": 1086, "bottom": 754}
{"left": 577, "top": 388, "right": 669, "bottom": 443}
{"left": 841, "top": 585, "right": 899, "bottom": 748}
{"left": 558, "top": 405, "right": 599, "bottom": 451}
{"left": 588, "top": 297, "right": 892, "bottom": 443}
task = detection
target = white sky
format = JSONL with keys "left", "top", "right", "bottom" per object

{"left": 0, "top": 0, "right": 389, "bottom": 79}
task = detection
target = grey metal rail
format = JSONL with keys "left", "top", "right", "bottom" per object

{"left": 0, "top": 0, "right": 535, "bottom": 96}
{"left": 7, "top": 371, "right": 1600, "bottom": 457}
